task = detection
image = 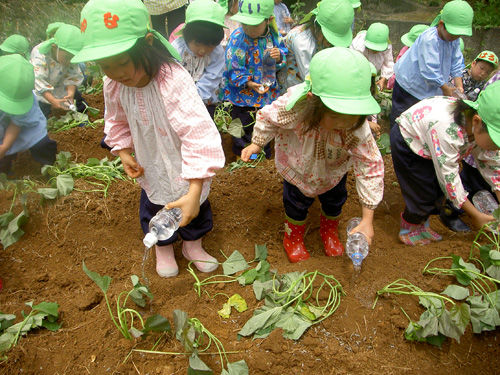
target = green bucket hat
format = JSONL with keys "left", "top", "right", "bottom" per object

{"left": 0, "top": 54, "right": 35, "bottom": 115}
{"left": 364, "top": 23, "right": 389, "bottom": 51}
{"left": 441, "top": 0, "right": 473, "bottom": 36}
{"left": 71, "top": 0, "right": 180, "bottom": 63}
{"left": 464, "top": 82, "right": 500, "bottom": 147}
{"left": 46, "top": 22, "right": 67, "bottom": 39}
{"left": 0, "top": 35, "right": 30, "bottom": 57}
{"left": 286, "top": 47, "right": 380, "bottom": 115}
{"left": 230, "top": 0, "right": 274, "bottom": 26}
{"left": 473, "top": 50, "right": 499, "bottom": 69}
{"left": 314, "top": 0, "right": 354, "bottom": 48}
{"left": 185, "top": 0, "right": 227, "bottom": 28}
{"left": 400, "top": 24, "right": 429, "bottom": 47}
{"left": 39, "top": 24, "right": 83, "bottom": 56}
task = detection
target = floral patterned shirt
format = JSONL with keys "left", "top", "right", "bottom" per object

{"left": 30, "top": 43, "right": 84, "bottom": 105}
{"left": 221, "top": 27, "right": 287, "bottom": 108}
{"left": 397, "top": 96, "right": 500, "bottom": 208}
{"left": 252, "top": 87, "right": 384, "bottom": 208}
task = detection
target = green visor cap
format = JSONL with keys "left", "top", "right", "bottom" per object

{"left": 46, "top": 22, "right": 67, "bottom": 38}
{"left": 441, "top": 0, "right": 473, "bottom": 36}
{"left": 466, "top": 82, "right": 500, "bottom": 148}
{"left": 400, "top": 24, "right": 429, "bottom": 47}
{"left": 286, "top": 47, "right": 380, "bottom": 115}
{"left": 230, "top": 0, "right": 274, "bottom": 26}
{"left": 0, "top": 55, "right": 35, "bottom": 115}
{"left": 39, "top": 24, "right": 83, "bottom": 56}
{"left": 0, "top": 35, "right": 30, "bottom": 55}
{"left": 316, "top": 0, "right": 354, "bottom": 47}
{"left": 71, "top": 0, "right": 180, "bottom": 63}
{"left": 474, "top": 50, "right": 499, "bottom": 69}
{"left": 186, "top": 0, "right": 227, "bottom": 28}
{"left": 365, "top": 23, "right": 389, "bottom": 51}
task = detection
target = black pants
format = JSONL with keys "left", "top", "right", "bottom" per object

{"left": 139, "top": 189, "right": 213, "bottom": 246}
{"left": 230, "top": 105, "right": 271, "bottom": 158}
{"left": 282, "top": 176, "right": 348, "bottom": 222}
{"left": 390, "top": 80, "right": 421, "bottom": 128}
{"left": 0, "top": 135, "right": 57, "bottom": 174}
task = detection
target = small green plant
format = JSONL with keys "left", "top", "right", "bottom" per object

{"left": 374, "top": 90, "right": 392, "bottom": 119}
{"left": 79, "top": 64, "right": 105, "bottom": 95}
{"left": 376, "top": 133, "right": 391, "bottom": 156}
{"left": 227, "top": 150, "right": 266, "bottom": 171}
{"left": 214, "top": 102, "right": 245, "bottom": 138}
{"left": 82, "top": 261, "right": 171, "bottom": 341}
{"left": 289, "top": 0, "right": 306, "bottom": 23}
{"left": 47, "top": 105, "right": 101, "bottom": 134}
{"left": 0, "top": 301, "right": 61, "bottom": 360}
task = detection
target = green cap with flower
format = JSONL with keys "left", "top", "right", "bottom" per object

{"left": 71, "top": 0, "right": 180, "bottom": 63}
{"left": 0, "top": 54, "right": 35, "bottom": 115}
{"left": 230, "top": 0, "right": 274, "bottom": 26}
{"left": 286, "top": 47, "right": 380, "bottom": 115}
{"left": 186, "top": 0, "right": 227, "bottom": 28}
{"left": 39, "top": 24, "right": 83, "bottom": 56}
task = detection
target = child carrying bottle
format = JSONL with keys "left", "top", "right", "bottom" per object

{"left": 31, "top": 24, "right": 85, "bottom": 118}
{"left": 274, "top": 0, "right": 293, "bottom": 36}
{"left": 0, "top": 55, "right": 57, "bottom": 175}
{"left": 221, "top": 0, "right": 287, "bottom": 158}
{"left": 390, "top": 82, "right": 500, "bottom": 246}
{"left": 72, "top": 0, "right": 225, "bottom": 278}
{"left": 241, "top": 47, "right": 384, "bottom": 263}
{"left": 171, "top": 0, "right": 226, "bottom": 117}
{"left": 390, "top": 0, "right": 473, "bottom": 128}
{"left": 281, "top": 0, "right": 354, "bottom": 92}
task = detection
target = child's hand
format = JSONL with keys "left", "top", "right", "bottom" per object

{"left": 52, "top": 98, "right": 72, "bottom": 110}
{"left": 166, "top": 194, "right": 200, "bottom": 227}
{"left": 118, "top": 151, "right": 144, "bottom": 179}
{"left": 241, "top": 143, "right": 262, "bottom": 162}
{"left": 470, "top": 212, "right": 495, "bottom": 230}
{"left": 349, "top": 219, "right": 374, "bottom": 246}
{"left": 376, "top": 77, "right": 387, "bottom": 91}
{"left": 247, "top": 80, "right": 269, "bottom": 94}
{"left": 368, "top": 121, "right": 380, "bottom": 138}
{"left": 284, "top": 16, "right": 294, "bottom": 24}
{"left": 269, "top": 47, "right": 281, "bottom": 61}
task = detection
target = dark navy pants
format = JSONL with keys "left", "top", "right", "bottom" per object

{"left": 390, "top": 80, "right": 421, "bottom": 128}
{"left": 231, "top": 105, "right": 271, "bottom": 158}
{"left": 139, "top": 189, "right": 214, "bottom": 246}
{"left": 0, "top": 135, "right": 57, "bottom": 174}
{"left": 390, "top": 124, "right": 444, "bottom": 224}
{"left": 283, "top": 175, "right": 348, "bottom": 222}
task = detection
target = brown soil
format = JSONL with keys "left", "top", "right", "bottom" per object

{"left": 0, "top": 92, "right": 498, "bottom": 375}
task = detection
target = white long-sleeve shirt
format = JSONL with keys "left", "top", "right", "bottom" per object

{"left": 349, "top": 31, "right": 394, "bottom": 80}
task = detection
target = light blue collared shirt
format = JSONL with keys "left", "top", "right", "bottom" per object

{"left": 394, "top": 27, "right": 463, "bottom": 100}
{"left": 0, "top": 93, "right": 47, "bottom": 156}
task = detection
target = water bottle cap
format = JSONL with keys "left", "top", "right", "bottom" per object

{"left": 143, "top": 232, "right": 158, "bottom": 248}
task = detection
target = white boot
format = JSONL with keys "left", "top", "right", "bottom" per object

{"left": 182, "top": 239, "right": 218, "bottom": 273}
{"left": 155, "top": 244, "right": 178, "bottom": 278}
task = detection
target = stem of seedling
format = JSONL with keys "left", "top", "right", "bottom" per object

{"left": 186, "top": 261, "right": 237, "bottom": 298}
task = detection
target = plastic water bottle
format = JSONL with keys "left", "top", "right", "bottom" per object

{"left": 345, "top": 217, "right": 369, "bottom": 271}
{"left": 452, "top": 88, "right": 467, "bottom": 100}
{"left": 472, "top": 190, "right": 498, "bottom": 215}
{"left": 260, "top": 39, "right": 276, "bottom": 91}
{"left": 143, "top": 207, "right": 183, "bottom": 248}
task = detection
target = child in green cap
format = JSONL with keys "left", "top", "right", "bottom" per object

{"left": 30, "top": 24, "right": 86, "bottom": 118}
{"left": 72, "top": 0, "right": 225, "bottom": 278}
{"left": 448, "top": 50, "right": 498, "bottom": 101}
{"left": 281, "top": 0, "right": 354, "bottom": 91}
{"left": 390, "top": 82, "right": 500, "bottom": 246}
{"left": 0, "top": 54, "right": 57, "bottom": 175}
{"left": 241, "top": 47, "right": 384, "bottom": 263}
{"left": 171, "top": 0, "right": 226, "bottom": 116}
{"left": 0, "top": 35, "right": 30, "bottom": 58}
{"left": 349, "top": 22, "right": 394, "bottom": 91}
{"left": 221, "top": 0, "right": 287, "bottom": 158}
{"left": 390, "top": 0, "right": 473, "bottom": 128}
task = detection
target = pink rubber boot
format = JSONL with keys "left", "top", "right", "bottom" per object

{"left": 182, "top": 239, "right": 218, "bottom": 273}
{"left": 155, "top": 244, "right": 178, "bottom": 278}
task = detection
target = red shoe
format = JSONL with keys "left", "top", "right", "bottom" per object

{"left": 320, "top": 213, "right": 344, "bottom": 257}
{"left": 0, "top": 276, "right": 3, "bottom": 291}
{"left": 283, "top": 216, "right": 310, "bottom": 263}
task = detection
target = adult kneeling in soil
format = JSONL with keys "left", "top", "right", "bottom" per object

{"left": 72, "top": 0, "right": 225, "bottom": 277}
{"left": 390, "top": 82, "right": 500, "bottom": 246}
{"left": 0, "top": 54, "right": 57, "bottom": 176}
{"left": 241, "top": 47, "right": 384, "bottom": 263}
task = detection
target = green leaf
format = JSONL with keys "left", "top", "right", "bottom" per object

{"left": 37, "top": 188, "right": 59, "bottom": 200}
{"left": 86, "top": 107, "right": 100, "bottom": 116}
{"left": 56, "top": 151, "right": 72, "bottom": 169}
{"left": 254, "top": 244, "right": 268, "bottom": 261}
{"left": 129, "top": 326, "right": 144, "bottom": 339}
{"left": 426, "top": 333, "right": 447, "bottom": 347}
{"left": 479, "top": 244, "right": 494, "bottom": 268}
{"left": 486, "top": 264, "right": 500, "bottom": 280}
{"left": 82, "top": 260, "right": 112, "bottom": 294}
{"left": 418, "top": 296, "right": 444, "bottom": 311}
{"left": 237, "top": 269, "right": 258, "bottom": 286}
{"left": 376, "top": 133, "right": 390, "bottom": 155}
{"left": 442, "top": 285, "right": 470, "bottom": 300}
{"left": 86, "top": 158, "right": 101, "bottom": 167}
{"left": 0, "top": 314, "right": 16, "bottom": 331}
{"left": 31, "top": 302, "right": 59, "bottom": 318}
{"left": 222, "top": 251, "right": 248, "bottom": 275}
{"left": 143, "top": 314, "right": 171, "bottom": 333}
{"left": 227, "top": 118, "right": 245, "bottom": 138}
{"left": 222, "top": 360, "right": 249, "bottom": 375}
{"left": 0, "top": 212, "right": 15, "bottom": 228}
{"left": 437, "top": 309, "right": 462, "bottom": 342}
{"left": 129, "top": 277, "right": 153, "bottom": 307}
{"left": 468, "top": 296, "right": 490, "bottom": 333}
{"left": 1, "top": 211, "right": 28, "bottom": 248}
{"left": 404, "top": 321, "right": 426, "bottom": 342}
{"left": 450, "top": 303, "right": 470, "bottom": 336}
{"left": 173, "top": 310, "right": 196, "bottom": 352}
{"left": 229, "top": 294, "right": 247, "bottom": 312}
{"left": 55, "top": 174, "right": 74, "bottom": 196}
{"left": 417, "top": 311, "right": 439, "bottom": 338}
{"left": 41, "top": 320, "right": 62, "bottom": 331}
{"left": 481, "top": 307, "right": 500, "bottom": 327}
{"left": 489, "top": 250, "right": 500, "bottom": 266}
{"left": 253, "top": 279, "right": 274, "bottom": 300}
{"left": 188, "top": 353, "right": 213, "bottom": 375}
{"left": 218, "top": 301, "right": 232, "bottom": 319}
{"left": 238, "top": 306, "right": 283, "bottom": 337}
{"left": 451, "top": 255, "right": 480, "bottom": 286}
{"left": 276, "top": 309, "right": 312, "bottom": 340}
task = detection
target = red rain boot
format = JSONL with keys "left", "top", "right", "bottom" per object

{"left": 320, "top": 213, "right": 344, "bottom": 257}
{"left": 283, "top": 216, "right": 310, "bottom": 263}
